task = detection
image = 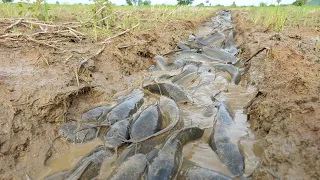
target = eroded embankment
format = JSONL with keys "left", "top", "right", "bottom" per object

{"left": 0, "top": 15, "right": 209, "bottom": 179}
{"left": 233, "top": 11, "right": 320, "bottom": 179}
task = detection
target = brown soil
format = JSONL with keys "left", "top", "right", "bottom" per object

{"left": 1, "top": 9, "right": 319, "bottom": 180}
{"left": 233, "top": 11, "right": 320, "bottom": 179}
{"left": 0, "top": 15, "right": 210, "bottom": 179}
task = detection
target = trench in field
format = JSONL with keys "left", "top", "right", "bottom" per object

{"left": 41, "top": 11, "right": 263, "bottom": 179}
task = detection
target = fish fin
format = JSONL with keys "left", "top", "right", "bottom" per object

{"left": 208, "top": 129, "right": 217, "bottom": 151}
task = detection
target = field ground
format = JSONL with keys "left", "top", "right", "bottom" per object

{"left": 233, "top": 10, "right": 319, "bottom": 179}
{"left": 0, "top": 4, "right": 319, "bottom": 179}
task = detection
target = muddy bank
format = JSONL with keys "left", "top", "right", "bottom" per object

{"left": 0, "top": 15, "right": 210, "bottom": 179}
{"left": 40, "top": 9, "right": 261, "bottom": 179}
{"left": 233, "top": 11, "right": 320, "bottom": 179}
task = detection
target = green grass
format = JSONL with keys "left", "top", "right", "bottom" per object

{"left": 0, "top": 3, "right": 219, "bottom": 40}
{"left": 246, "top": 6, "right": 320, "bottom": 31}
{"left": 1, "top": 3, "right": 319, "bottom": 39}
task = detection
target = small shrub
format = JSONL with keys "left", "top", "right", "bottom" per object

{"left": 260, "top": 2, "right": 267, "bottom": 7}
{"left": 292, "top": 0, "right": 307, "bottom": 6}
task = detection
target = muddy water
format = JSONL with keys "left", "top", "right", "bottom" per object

{"left": 43, "top": 74, "right": 261, "bottom": 178}
{"left": 181, "top": 73, "right": 261, "bottom": 176}
{"left": 41, "top": 139, "right": 103, "bottom": 179}
{"left": 41, "top": 10, "right": 263, "bottom": 179}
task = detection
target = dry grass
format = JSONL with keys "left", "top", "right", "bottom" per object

{"left": 1, "top": 3, "right": 319, "bottom": 39}
{"left": 0, "top": 3, "right": 219, "bottom": 40}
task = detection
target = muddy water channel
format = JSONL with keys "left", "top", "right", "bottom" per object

{"left": 42, "top": 10, "right": 262, "bottom": 180}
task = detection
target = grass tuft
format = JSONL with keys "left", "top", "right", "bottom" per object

{"left": 246, "top": 6, "right": 320, "bottom": 31}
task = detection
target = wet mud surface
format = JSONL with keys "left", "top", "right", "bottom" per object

{"left": 0, "top": 8, "right": 318, "bottom": 180}
{"left": 38, "top": 10, "right": 261, "bottom": 179}
{"left": 0, "top": 13, "right": 207, "bottom": 179}
{"left": 233, "top": 11, "right": 320, "bottom": 180}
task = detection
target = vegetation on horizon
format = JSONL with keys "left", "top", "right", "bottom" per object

{"left": 0, "top": 0, "right": 319, "bottom": 40}
{"left": 247, "top": 5, "right": 319, "bottom": 32}
{"left": 125, "top": 0, "right": 151, "bottom": 6}
{"left": 0, "top": 3, "right": 219, "bottom": 40}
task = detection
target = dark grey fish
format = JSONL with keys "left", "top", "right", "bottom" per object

{"left": 195, "top": 25, "right": 214, "bottom": 38}
{"left": 209, "top": 102, "right": 244, "bottom": 177}
{"left": 197, "top": 66, "right": 211, "bottom": 73}
{"left": 202, "top": 104, "right": 216, "bottom": 117}
{"left": 188, "top": 35, "right": 196, "bottom": 42}
{"left": 155, "top": 55, "right": 171, "bottom": 71}
{"left": 114, "top": 89, "right": 143, "bottom": 104}
{"left": 173, "top": 59, "right": 186, "bottom": 69}
{"left": 173, "top": 59, "right": 203, "bottom": 70}
{"left": 143, "top": 83, "right": 189, "bottom": 103}
{"left": 174, "top": 72, "right": 198, "bottom": 87}
{"left": 173, "top": 51, "right": 220, "bottom": 63}
{"left": 147, "top": 148, "right": 160, "bottom": 164}
{"left": 108, "top": 154, "right": 147, "bottom": 180}
{"left": 154, "top": 74, "right": 174, "bottom": 83}
{"left": 212, "top": 10, "right": 233, "bottom": 32}
{"left": 116, "top": 97, "right": 184, "bottom": 165}
{"left": 239, "top": 68, "right": 245, "bottom": 75}
{"left": 185, "top": 40, "right": 202, "bottom": 50}
{"left": 201, "top": 20, "right": 214, "bottom": 27}
{"left": 202, "top": 46, "right": 238, "bottom": 64}
{"left": 178, "top": 159, "right": 232, "bottom": 180}
{"left": 106, "top": 89, "right": 144, "bottom": 125}
{"left": 213, "top": 101, "right": 234, "bottom": 125}
{"left": 178, "top": 41, "right": 191, "bottom": 50}
{"left": 226, "top": 48, "right": 238, "bottom": 56}
{"left": 130, "top": 103, "right": 162, "bottom": 141}
{"left": 148, "top": 65, "right": 156, "bottom": 72}
{"left": 213, "top": 64, "right": 241, "bottom": 85}
{"left": 58, "top": 121, "right": 97, "bottom": 143}
{"left": 44, "top": 171, "right": 69, "bottom": 180}
{"left": 181, "top": 64, "right": 199, "bottom": 72}
{"left": 171, "top": 64, "right": 198, "bottom": 84}
{"left": 224, "top": 31, "right": 238, "bottom": 55}
{"left": 199, "top": 31, "right": 225, "bottom": 47}
{"left": 79, "top": 105, "right": 113, "bottom": 123}
{"left": 104, "top": 119, "right": 130, "bottom": 149}
{"left": 65, "top": 145, "right": 111, "bottom": 180}
{"left": 147, "top": 127, "right": 204, "bottom": 180}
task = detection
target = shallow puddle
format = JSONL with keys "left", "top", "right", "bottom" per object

{"left": 41, "top": 139, "right": 103, "bottom": 179}
{"left": 182, "top": 77, "right": 261, "bottom": 176}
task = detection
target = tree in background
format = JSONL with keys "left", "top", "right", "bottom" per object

{"left": 2, "top": 0, "right": 14, "bottom": 3}
{"left": 196, "top": 3, "right": 204, "bottom": 6}
{"left": 177, "top": 0, "right": 194, "bottom": 5}
{"left": 292, "top": 0, "right": 307, "bottom": 6}
{"left": 126, "top": 0, "right": 136, "bottom": 5}
{"left": 126, "top": 0, "right": 133, "bottom": 5}
{"left": 260, "top": 2, "right": 267, "bottom": 6}
{"left": 231, "top": 1, "right": 237, "bottom": 7}
{"left": 142, "top": 0, "right": 151, "bottom": 5}
{"left": 126, "top": 0, "right": 151, "bottom": 6}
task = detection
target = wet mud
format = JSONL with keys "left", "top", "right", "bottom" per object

{"left": 0, "top": 12, "right": 206, "bottom": 179}
{"left": 233, "top": 10, "right": 320, "bottom": 180}
{"left": 2, "top": 7, "right": 316, "bottom": 180}
{"left": 36, "top": 10, "right": 262, "bottom": 180}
